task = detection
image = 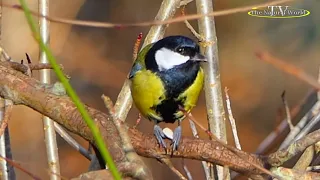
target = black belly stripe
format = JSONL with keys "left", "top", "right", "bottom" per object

{"left": 152, "top": 61, "right": 200, "bottom": 123}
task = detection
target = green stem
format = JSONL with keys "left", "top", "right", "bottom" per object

{"left": 18, "top": 1, "right": 121, "bottom": 179}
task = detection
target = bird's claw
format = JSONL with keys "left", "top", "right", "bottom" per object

{"left": 172, "top": 126, "right": 182, "bottom": 151}
{"left": 154, "top": 125, "right": 167, "bottom": 149}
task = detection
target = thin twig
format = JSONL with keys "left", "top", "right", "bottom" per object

{"left": 0, "top": 155, "right": 41, "bottom": 180}
{"left": 181, "top": 6, "right": 204, "bottom": 42}
{"left": 160, "top": 158, "right": 187, "bottom": 180}
{"left": 1, "top": 0, "right": 295, "bottom": 29}
{"left": 181, "top": 159, "right": 193, "bottom": 180}
{"left": 0, "top": 100, "right": 12, "bottom": 136}
{"left": 281, "top": 91, "right": 294, "bottom": 131}
{"left": 54, "top": 122, "right": 92, "bottom": 160}
{"left": 279, "top": 99, "right": 320, "bottom": 150}
{"left": 225, "top": 87, "right": 242, "bottom": 150}
{"left": 132, "top": 32, "right": 143, "bottom": 61}
{"left": 0, "top": 47, "right": 11, "bottom": 61}
{"left": 256, "top": 90, "right": 316, "bottom": 154}
{"left": 188, "top": 118, "right": 210, "bottom": 179}
{"left": 294, "top": 112, "right": 320, "bottom": 141}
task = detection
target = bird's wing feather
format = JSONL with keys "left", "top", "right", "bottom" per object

{"left": 128, "top": 43, "right": 153, "bottom": 79}
{"left": 131, "top": 69, "right": 165, "bottom": 121}
{"left": 175, "top": 67, "right": 204, "bottom": 118}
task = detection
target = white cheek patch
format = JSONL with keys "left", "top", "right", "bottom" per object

{"left": 155, "top": 48, "right": 190, "bottom": 71}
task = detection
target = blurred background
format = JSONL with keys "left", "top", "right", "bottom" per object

{"left": 2, "top": 0, "right": 320, "bottom": 179}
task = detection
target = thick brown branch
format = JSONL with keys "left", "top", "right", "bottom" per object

{"left": 271, "top": 167, "right": 320, "bottom": 179}
{"left": 0, "top": 63, "right": 265, "bottom": 175}
{"left": 268, "top": 129, "right": 320, "bottom": 166}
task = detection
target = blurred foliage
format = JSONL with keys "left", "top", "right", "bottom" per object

{"left": 262, "top": 1, "right": 320, "bottom": 55}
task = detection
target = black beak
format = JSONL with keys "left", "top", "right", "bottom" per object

{"left": 191, "top": 53, "right": 207, "bottom": 62}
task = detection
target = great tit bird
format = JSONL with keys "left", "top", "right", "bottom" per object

{"left": 129, "top": 35, "right": 206, "bottom": 151}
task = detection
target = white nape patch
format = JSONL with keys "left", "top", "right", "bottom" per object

{"left": 155, "top": 47, "right": 190, "bottom": 71}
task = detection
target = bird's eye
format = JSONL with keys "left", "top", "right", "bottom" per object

{"left": 177, "top": 47, "right": 184, "bottom": 53}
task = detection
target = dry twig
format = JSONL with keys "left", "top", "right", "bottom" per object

{"left": 181, "top": 6, "right": 204, "bottom": 42}
{"left": 188, "top": 118, "right": 210, "bottom": 179}
{"left": 181, "top": 159, "right": 193, "bottom": 180}
{"left": 256, "top": 90, "right": 317, "bottom": 154}
{"left": 0, "top": 155, "right": 41, "bottom": 180}
{"left": 271, "top": 167, "right": 320, "bottom": 179}
{"left": 293, "top": 146, "right": 314, "bottom": 171}
{"left": 281, "top": 91, "right": 294, "bottom": 131}
{"left": 0, "top": 100, "right": 12, "bottom": 136}
{"left": 160, "top": 158, "right": 187, "bottom": 180}
{"left": 268, "top": 129, "right": 320, "bottom": 166}
{"left": 225, "top": 87, "right": 242, "bottom": 150}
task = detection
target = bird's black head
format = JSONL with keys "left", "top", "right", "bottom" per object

{"left": 145, "top": 36, "right": 207, "bottom": 72}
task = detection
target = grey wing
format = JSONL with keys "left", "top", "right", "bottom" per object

{"left": 128, "top": 62, "right": 143, "bottom": 79}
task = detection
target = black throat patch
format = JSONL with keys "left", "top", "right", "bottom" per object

{"left": 153, "top": 61, "right": 200, "bottom": 123}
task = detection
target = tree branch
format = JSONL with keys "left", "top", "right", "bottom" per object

{"left": 268, "top": 129, "right": 320, "bottom": 166}
{"left": 0, "top": 63, "right": 266, "bottom": 175}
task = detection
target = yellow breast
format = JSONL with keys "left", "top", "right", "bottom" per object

{"left": 131, "top": 70, "right": 165, "bottom": 121}
{"left": 131, "top": 67, "right": 204, "bottom": 122}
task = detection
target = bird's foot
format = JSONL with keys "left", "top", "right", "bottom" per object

{"left": 154, "top": 125, "right": 167, "bottom": 149}
{"left": 172, "top": 126, "right": 182, "bottom": 151}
